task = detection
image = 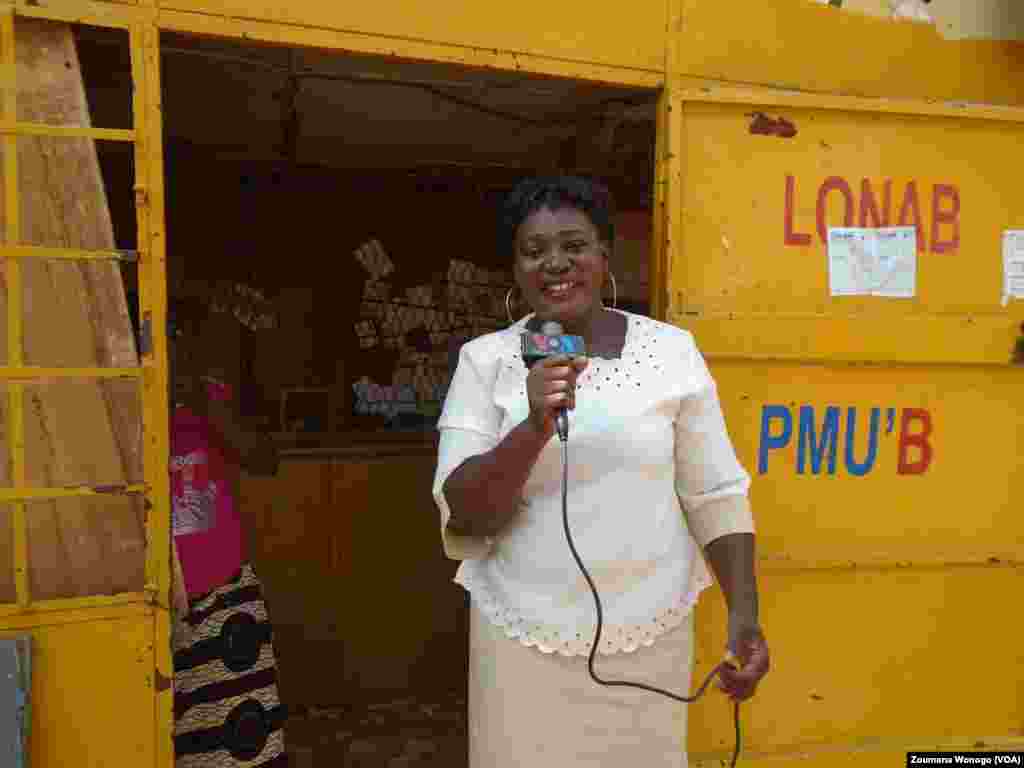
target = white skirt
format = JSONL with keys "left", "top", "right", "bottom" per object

{"left": 468, "top": 600, "right": 694, "bottom": 768}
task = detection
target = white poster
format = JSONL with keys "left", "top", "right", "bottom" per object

{"left": 1002, "top": 230, "right": 1024, "bottom": 305}
{"left": 828, "top": 226, "right": 917, "bottom": 298}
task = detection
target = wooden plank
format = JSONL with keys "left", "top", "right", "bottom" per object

{"left": 0, "top": 18, "right": 145, "bottom": 601}
{"left": 0, "top": 501, "right": 14, "bottom": 603}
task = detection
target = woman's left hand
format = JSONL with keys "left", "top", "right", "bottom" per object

{"left": 718, "top": 616, "right": 771, "bottom": 701}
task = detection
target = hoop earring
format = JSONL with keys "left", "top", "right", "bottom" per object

{"left": 606, "top": 272, "right": 618, "bottom": 309}
{"left": 505, "top": 286, "right": 517, "bottom": 323}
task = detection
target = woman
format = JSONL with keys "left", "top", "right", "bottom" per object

{"left": 168, "top": 300, "right": 288, "bottom": 767}
{"left": 432, "top": 176, "right": 770, "bottom": 766}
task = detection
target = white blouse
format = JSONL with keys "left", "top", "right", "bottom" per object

{"left": 432, "top": 310, "right": 754, "bottom": 657}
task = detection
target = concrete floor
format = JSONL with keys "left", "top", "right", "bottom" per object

{"left": 285, "top": 691, "right": 467, "bottom": 767}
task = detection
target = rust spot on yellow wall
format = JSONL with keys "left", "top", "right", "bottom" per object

{"left": 748, "top": 111, "right": 798, "bottom": 138}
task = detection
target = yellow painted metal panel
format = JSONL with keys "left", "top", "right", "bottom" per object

{"left": 131, "top": 19, "right": 175, "bottom": 767}
{"left": 660, "top": 75, "right": 1024, "bottom": 763}
{"left": 673, "top": 83, "right": 1024, "bottom": 125}
{"left": 153, "top": 8, "right": 664, "bottom": 90}
{"left": 10, "top": 0, "right": 1024, "bottom": 111}
{"left": 693, "top": 740, "right": 1024, "bottom": 768}
{"left": 675, "top": 0, "right": 1024, "bottom": 107}
{"left": 679, "top": 356, "right": 1024, "bottom": 759}
{"left": 688, "top": 565, "right": 1024, "bottom": 759}
{"left": 1, "top": 9, "right": 30, "bottom": 612}
{"left": 678, "top": 101, "right": 1024, "bottom": 316}
{"left": 1, "top": 611, "right": 158, "bottom": 766}
{"left": 0, "top": 590, "right": 147, "bottom": 616}
{"left": 132, "top": 19, "right": 168, "bottom": 607}
{"left": 651, "top": 91, "right": 682, "bottom": 321}
{"left": 0, "top": 484, "right": 146, "bottom": 501}
{"left": 707, "top": 361, "right": 1023, "bottom": 567}
{"left": 0, "top": 121, "right": 134, "bottom": 140}
{"left": 0, "top": 599, "right": 149, "bottom": 627}
{"left": 671, "top": 100, "right": 1024, "bottom": 363}
{"left": 0, "top": 7, "right": 172, "bottom": 764}
{"left": 154, "top": 0, "right": 667, "bottom": 75}
{"left": 678, "top": 315, "right": 1022, "bottom": 367}
{"left": 10, "top": 0, "right": 144, "bottom": 28}
{"left": 0, "top": 244, "right": 138, "bottom": 261}
{"left": 0, "top": 365, "right": 142, "bottom": 379}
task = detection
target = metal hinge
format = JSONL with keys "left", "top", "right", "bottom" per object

{"left": 139, "top": 312, "right": 153, "bottom": 357}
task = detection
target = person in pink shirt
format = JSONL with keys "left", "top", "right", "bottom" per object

{"left": 167, "top": 299, "right": 287, "bottom": 767}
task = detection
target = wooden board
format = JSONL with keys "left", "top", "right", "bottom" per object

{"left": 0, "top": 18, "right": 146, "bottom": 601}
{"left": 238, "top": 455, "right": 467, "bottom": 710}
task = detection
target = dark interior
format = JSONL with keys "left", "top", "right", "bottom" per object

{"left": 74, "top": 23, "right": 658, "bottom": 766}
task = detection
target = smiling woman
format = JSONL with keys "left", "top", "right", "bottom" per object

{"left": 508, "top": 178, "right": 613, "bottom": 326}
{"left": 503, "top": 177, "right": 630, "bottom": 359}
{"left": 434, "top": 176, "right": 768, "bottom": 768}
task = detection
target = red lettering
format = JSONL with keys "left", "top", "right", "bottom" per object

{"left": 897, "top": 181, "right": 925, "bottom": 253}
{"left": 897, "top": 408, "right": 933, "bottom": 475}
{"left": 816, "top": 176, "right": 855, "bottom": 244}
{"left": 784, "top": 175, "right": 812, "bottom": 246}
{"left": 784, "top": 176, "right": 963, "bottom": 253}
{"left": 859, "top": 178, "right": 892, "bottom": 228}
{"left": 930, "top": 183, "right": 960, "bottom": 254}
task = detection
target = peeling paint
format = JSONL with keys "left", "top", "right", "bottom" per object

{"left": 748, "top": 112, "right": 797, "bottom": 138}
{"left": 91, "top": 484, "right": 128, "bottom": 494}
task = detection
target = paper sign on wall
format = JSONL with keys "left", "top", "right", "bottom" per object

{"left": 827, "top": 227, "right": 917, "bottom": 298}
{"left": 1002, "top": 230, "right": 1024, "bottom": 306}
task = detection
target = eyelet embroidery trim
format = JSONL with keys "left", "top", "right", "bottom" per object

{"left": 458, "top": 567, "right": 711, "bottom": 657}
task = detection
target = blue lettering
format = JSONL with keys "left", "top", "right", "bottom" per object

{"left": 798, "top": 406, "right": 839, "bottom": 475}
{"left": 758, "top": 405, "right": 792, "bottom": 474}
{"left": 844, "top": 407, "right": 880, "bottom": 476}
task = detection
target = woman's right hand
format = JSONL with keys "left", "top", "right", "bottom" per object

{"left": 526, "top": 355, "right": 589, "bottom": 437}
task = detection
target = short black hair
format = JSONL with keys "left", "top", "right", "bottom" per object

{"left": 498, "top": 176, "right": 616, "bottom": 261}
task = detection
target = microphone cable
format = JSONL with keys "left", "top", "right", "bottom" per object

{"left": 558, "top": 434, "right": 742, "bottom": 768}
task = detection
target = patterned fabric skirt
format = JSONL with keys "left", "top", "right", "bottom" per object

{"left": 173, "top": 563, "right": 287, "bottom": 767}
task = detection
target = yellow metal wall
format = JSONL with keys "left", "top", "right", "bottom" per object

{"left": 157, "top": 0, "right": 667, "bottom": 74}
{"left": 8, "top": 607, "right": 159, "bottom": 767}
{"left": 689, "top": 364, "right": 1024, "bottom": 762}
{"left": 670, "top": 97, "right": 1024, "bottom": 761}
{"left": 675, "top": 1, "right": 1024, "bottom": 107}
{"left": 0, "top": 0, "right": 1020, "bottom": 765}
{"left": 672, "top": 101, "right": 1024, "bottom": 339}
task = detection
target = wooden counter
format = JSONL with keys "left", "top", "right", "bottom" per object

{"left": 238, "top": 443, "right": 467, "bottom": 711}
{"left": 271, "top": 430, "right": 439, "bottom": 460}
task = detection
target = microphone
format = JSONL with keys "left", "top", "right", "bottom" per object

{"left": 521, "top": 320, "right": 586, "bottom": 441}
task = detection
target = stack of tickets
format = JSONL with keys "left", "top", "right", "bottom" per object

{"left": 354, "top": 239, "right": 394, "bottom": 280}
